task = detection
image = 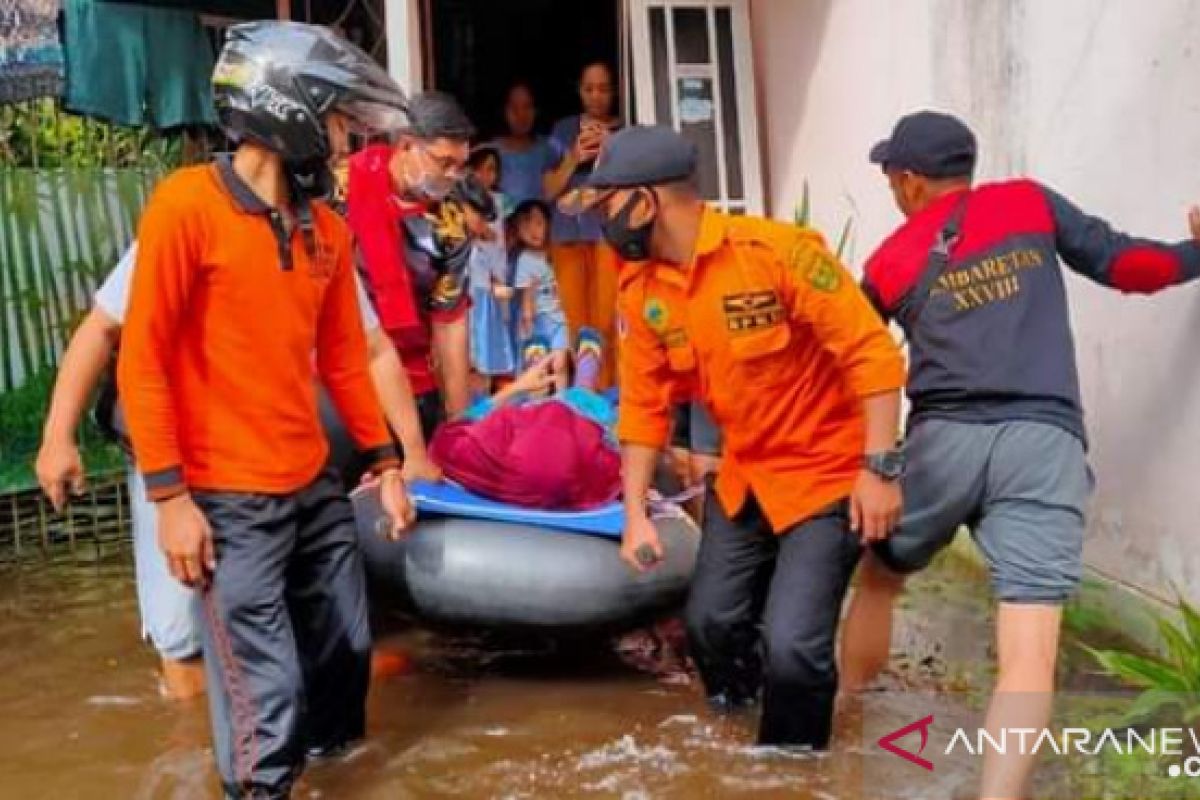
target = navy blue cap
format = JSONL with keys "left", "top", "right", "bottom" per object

{"left": 585, "top": 125, "right": 698, "bottom": 189}
{"left": 869, "top": 111, "right": 977, "bottom": 178}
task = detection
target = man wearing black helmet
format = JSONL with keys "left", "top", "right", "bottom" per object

{"left": 117, "top": 22, "right": 416, "bottom": 799}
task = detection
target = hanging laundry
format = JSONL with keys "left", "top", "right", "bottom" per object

{"left": 63, "top": 0, "right": 217, "bottom": 129}
{"left": 0, "top": 0, "right": 66, "bottom": 103}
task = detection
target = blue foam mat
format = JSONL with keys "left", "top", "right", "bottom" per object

{"left": 408, "top": 480, "right": 624, "bottom": 539}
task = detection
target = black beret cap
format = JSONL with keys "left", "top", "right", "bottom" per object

{"left": 584, "top": 125, "right": 698, "bottom": 189}
{"left": 869, "top": 110, "right": 977, "bottom": 179}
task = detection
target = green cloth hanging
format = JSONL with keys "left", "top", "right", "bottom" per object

{"left": 64, "top": 0, "right": 218, "bottom": 129}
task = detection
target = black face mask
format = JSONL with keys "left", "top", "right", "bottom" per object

{"left": 601, "top": 189, "right": 657, "bottom": 262}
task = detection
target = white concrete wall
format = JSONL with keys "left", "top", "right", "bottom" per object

{"left": 749, "top": 0, "right": 1200, "bottom": 599}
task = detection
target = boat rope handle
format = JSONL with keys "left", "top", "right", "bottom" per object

{"left": 647, "top": 483, "right": 707, "bottom": 519}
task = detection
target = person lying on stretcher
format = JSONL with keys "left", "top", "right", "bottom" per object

{"left": 428, "top": 328, "right": 621, "bottom": 510}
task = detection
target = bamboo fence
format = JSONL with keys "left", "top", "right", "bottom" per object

{"left": 0, "top": 471, "right": 131, "bottom": 565}
{"left": 0, "top": 98, "right": 187, "bottom": 392}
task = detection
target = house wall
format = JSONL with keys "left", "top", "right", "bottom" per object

{"left": 749, "top": 0, "right": 1200, "bottom": 599}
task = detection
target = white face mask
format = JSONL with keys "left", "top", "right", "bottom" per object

{"left": 403, "top": 145, "right": 456, "bottom": 202}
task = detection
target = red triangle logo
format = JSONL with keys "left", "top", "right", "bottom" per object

{"left": 877, "top": 714, "right": 935, "bottom": 771}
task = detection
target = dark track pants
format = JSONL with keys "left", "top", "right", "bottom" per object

{"left": 685, "top": 490, "right": 861, "bottom": 748}
{"left": 195, "top": 468, "right": 371, "bottom": 799}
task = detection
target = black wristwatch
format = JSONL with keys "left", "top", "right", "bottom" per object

{"left": 863, "top": 449, "right": 906, "bottom": 482}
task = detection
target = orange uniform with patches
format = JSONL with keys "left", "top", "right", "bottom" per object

{"left": 617, "top": 207, "right": 906, "bottom": 532}
{"left": 118, "top": 162, "right": 398, "bottom": 500}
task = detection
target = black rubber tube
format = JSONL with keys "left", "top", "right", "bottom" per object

{"left": 352, "top": 486, "right": 700, "bottom": 633}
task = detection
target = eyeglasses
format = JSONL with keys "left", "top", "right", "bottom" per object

{"left": 417, "top": 143, "right": 465, "bottom": 178}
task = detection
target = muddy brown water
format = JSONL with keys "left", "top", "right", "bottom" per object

{"left": 0, "top": 553, "right": 1104, "bottom": 799}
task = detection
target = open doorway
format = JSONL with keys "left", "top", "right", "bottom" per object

{"left": 426, "top": 0, "right": 622, "bottom": 139}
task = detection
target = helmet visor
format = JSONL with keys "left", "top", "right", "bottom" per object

{"left": 337, "top": 97, "right": 409, "bottom": 137}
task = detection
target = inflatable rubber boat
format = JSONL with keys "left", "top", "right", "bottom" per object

{"left": 351, "top": 482, "right": 700, "bottom": 632}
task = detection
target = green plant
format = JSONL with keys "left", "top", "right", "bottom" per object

{"left": 792, "top": 179, "right": 855, "bottom": 262}
{"left": 1063, "top": 744, "right": 1188, "bottom": 799}
{"left": 0, "top": 99, "right": 184, "bottom": 170}
{"left": 0, "top": 368, "right": 123, "bottom": 493}
{"left": 1086, "top": 593, "right": 1200, "bottom": 726}
{"left": 1064, "top": 596, "right": 1111, "bottom": 638}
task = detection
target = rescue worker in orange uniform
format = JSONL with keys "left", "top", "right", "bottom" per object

{"left": 565, "top": 126, "right": 908, "bottom": 748}
{"left": 118, "top": 23, "right": 415, "bottom": 798}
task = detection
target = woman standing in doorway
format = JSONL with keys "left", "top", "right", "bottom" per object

{"left": 543, "top": 62, "right": 622, "bottom": 388}
{"left": 494, "top": 82, "right": 555, "bottom": 207}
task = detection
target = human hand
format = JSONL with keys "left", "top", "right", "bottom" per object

{"left": 849, "top": 470, "right": 902, "bottom": 543}
{"left": 574, "top": 128, "right": 603, "bottom": 163}
{"left": 512, "top": 355, "right": 555, "bottom": 395}
{"left": 158, "top": 493, "right": 215, "bottom": 588}
{"left": 35, "top": 435, "right": 86, "bottom": 512}
{"left": 378, "top": 468, "right": 416, "bottom": 540}
{"left": 620, "top": 512, "right": 664, "bottom": 573}
{"left": 492, "top": 284, "right": 515, "bottom": 301}
{"left": 589, "top": 120, "right": 613, "bottom": 144}
{"left": 1189, "top": 206, "right": 1200, "bottom": 242}
{"left": 401, "top": 453, "right": 443, "bottom": 484}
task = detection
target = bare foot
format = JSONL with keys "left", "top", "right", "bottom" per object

{"left": 160, "top": 657, "right": 206, "bottom": 701}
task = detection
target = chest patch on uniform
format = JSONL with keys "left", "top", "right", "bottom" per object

{"left": 805, "top": 256, "right": 842, "bottom": 293}
{"left": 723, "top": 291, "right": 784, "bottom": 333}
{"left": 787, "top": 239, "right": 843, "bottom": 294}
{"left": 644, "top": 297, "right": 669, "bottom": 333}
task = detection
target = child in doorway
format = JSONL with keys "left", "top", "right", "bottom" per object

{"left": 465, "top": 145, "right": 518, "bottom": 388}
{"left": 510, "top": 199, "right": 570, "bottom": 393}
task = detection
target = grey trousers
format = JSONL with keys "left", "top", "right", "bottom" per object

{"left": 195, "top": 468, "right": 371, "bottom": 800}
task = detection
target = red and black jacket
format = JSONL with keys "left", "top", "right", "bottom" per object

{"left": 863, "top": 179, "right": 1200, "bottom": 442}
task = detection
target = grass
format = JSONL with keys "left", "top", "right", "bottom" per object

{"left": 793, "top": 179, "right": 855, "bottom": 263}
{"left": 0, "top": 368, "right": 123, "bottom": 494}
{"left": 1085, "top": 592, "right": 1200, "bottom": 727}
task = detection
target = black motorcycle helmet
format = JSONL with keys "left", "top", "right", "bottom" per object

{"left": 212, "top": 20, "right": 408, "bottom": 164}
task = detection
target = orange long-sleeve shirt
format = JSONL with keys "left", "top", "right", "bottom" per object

{"left": 617, "top": 207, "right": 906, "bottom": 532}
{"left": 118, "top": 159, "right": 398, "bottom": 500}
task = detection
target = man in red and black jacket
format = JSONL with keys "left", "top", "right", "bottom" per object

{"left": 347, "top": 92, "right": 480, "bottom": 434}
{"left": 840, "top": 110, "right": 1200, "bottom": 799}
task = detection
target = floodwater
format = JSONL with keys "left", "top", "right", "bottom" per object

{"left": 0, "top": 551, "right": 1070, "bottom": 800}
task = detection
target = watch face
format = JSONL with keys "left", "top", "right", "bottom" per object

{"left": 869, "top": 451, "right": 905, "bottom": 479}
